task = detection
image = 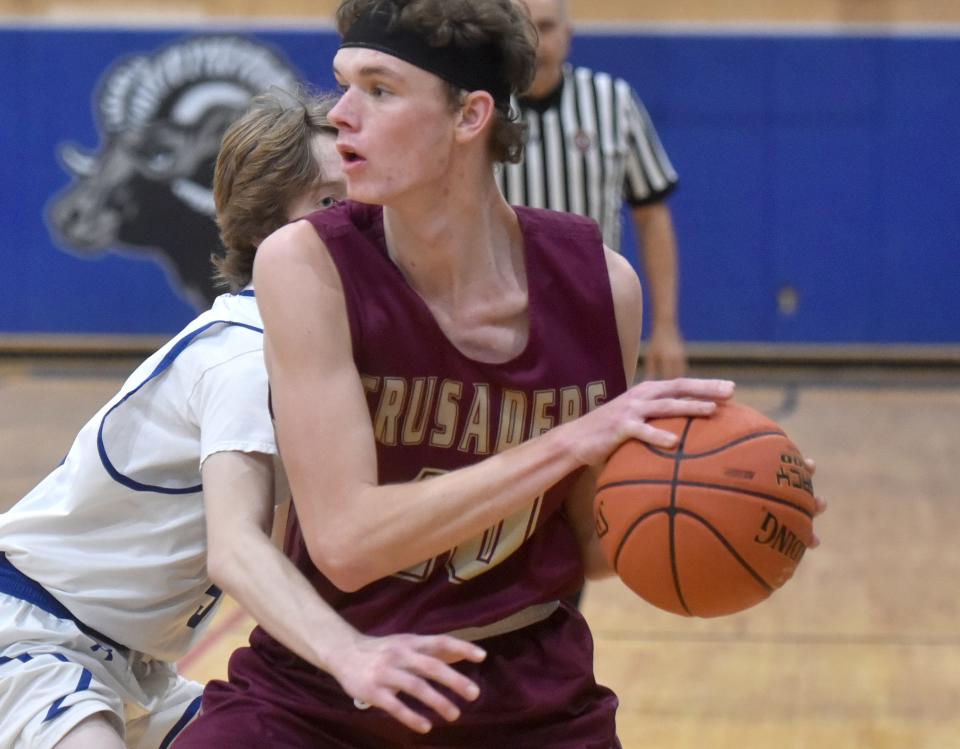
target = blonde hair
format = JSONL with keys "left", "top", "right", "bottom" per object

{"left": 212, "top": 88, "right": 338, "bottom": 291}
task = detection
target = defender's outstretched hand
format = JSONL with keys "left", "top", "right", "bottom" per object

{"left": 326, "top": 633, "right": 486, "bottom": 734}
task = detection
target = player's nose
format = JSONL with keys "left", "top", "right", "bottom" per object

{"left": 328, "top": 92, "right": 357, "bottom": 132}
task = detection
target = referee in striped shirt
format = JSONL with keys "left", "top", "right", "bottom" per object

{"left": 500, "top": 0, "right": 687, "bottom": 379}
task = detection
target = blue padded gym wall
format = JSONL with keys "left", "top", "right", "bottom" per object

{"left": 1, "top": 25, "right": 957, "bottom": 343}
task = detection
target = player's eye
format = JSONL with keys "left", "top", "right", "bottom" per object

{"left": 319, "top": 196, "right": 338, "bottom": 209}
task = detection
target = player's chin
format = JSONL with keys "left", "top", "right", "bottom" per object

{"left": 345, "top": 188, "right": 378, "bottom": 205}
{"left": 344, "top": 183, "right": 386, "bottom": 206}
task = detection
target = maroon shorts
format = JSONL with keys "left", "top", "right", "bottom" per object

{"left": 175, "top": 605, "right": 620, "bottom": 748}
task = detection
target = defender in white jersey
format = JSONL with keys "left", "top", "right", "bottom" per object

{"left": 0, "top": 90, "right": 485, "bottom": 749}
{"left": 1, "top": 291, "right": 269, "bottom": 659}
{"left": 0, "top": 292, "right": 269, "bottom": 748}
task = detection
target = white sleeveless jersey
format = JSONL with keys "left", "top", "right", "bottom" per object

{"left": 0, "top": 290, "right": 276, "bottom": 661}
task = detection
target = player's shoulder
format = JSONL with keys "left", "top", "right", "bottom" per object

{"left": 256, "top": 201, "right": 382, "bottom": 302}
{"left": 516, "top": 205, "right": 601, "bottom": 243}
{"left": 604, "top": 247, "right": 642, "bottom": 303}
{"left": 178, "top": 330, "right": 266, "bottom": 405}
{"left": 516, "top": 204, "right": 593, "bottom": 227}
{"left": 515, "top": 208, "right": 606, "bottom": 273}
{"left": 603, "top": 246, "right": 643, "bottom": 363}
{"left": 259, "top": 214, "right": 326, "bottom": 260}
{"left": 173, "top": 298, "right": 264, "bottom": 370}
{"left": 292, "top": 200, "right": 379, "bottom": 241}
{"left": 256, "top": 201, "right": 372, "bottom": 270}
{"left": 193, "top": 291, "right": 263, "bottom": 343}
{"left": 253, "top": 214, "right": 334, "bottom": 289}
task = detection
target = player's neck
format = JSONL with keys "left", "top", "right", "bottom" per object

{"left": 382, "top": 149, "right": 505, "bottom": 258}
{"left": 382, "top": 181, "right": 522, "bottom": 306}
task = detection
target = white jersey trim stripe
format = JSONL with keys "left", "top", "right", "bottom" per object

{"left": 97, "top": 319, "right": 263, "bottom": 495}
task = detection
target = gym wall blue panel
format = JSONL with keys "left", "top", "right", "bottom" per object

{"left": 570, "top": 31, "right": 960, "bottom": 344}
{"left": 0, "top": 24, "right": 957, "bottom": 343}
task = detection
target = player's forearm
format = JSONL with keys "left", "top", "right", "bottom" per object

{"left": 563, "top": 465, "right": 615, "bottom": 581}
{"left": 579, "top": 534, "right": 616, "bottom": 580}
{"left": 208, "top": 526, "right": 361, "bottom": 673}
{"left": 299, "top": 425, "right": 585, "bottom": 591}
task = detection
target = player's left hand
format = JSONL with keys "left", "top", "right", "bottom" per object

{"left": 325, "top": 632, "right": 486, "bottom": 735}
{"left": 804, "top": 457, "right": 827, "bottom": 548}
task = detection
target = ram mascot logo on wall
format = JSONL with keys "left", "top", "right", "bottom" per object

{"left": 47, "top": 35, "right": 300, "bottom": 309}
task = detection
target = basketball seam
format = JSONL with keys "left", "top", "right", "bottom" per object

{"left": 613, "top": 507, "right": 670, "bottom": 572}
{"left": 669, "top": 418, "right": 695, "bottom": 616}
{"left": 673, "top": 507, "right": 775, "bottom": 594}
{"left": 614, "top": 506, "right": 776, "bottom": 616}
{"left": 638, "top": 429, "right": 787, "bottom": 460}
{"left": 594, "top": 479, "right": 815, "bottom": 519}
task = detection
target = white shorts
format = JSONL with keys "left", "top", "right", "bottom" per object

{"left": 0, "top": 593, "right": 203, "bottom": 749}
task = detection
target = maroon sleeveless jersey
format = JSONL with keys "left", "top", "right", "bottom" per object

{"left": 186, "top": 203, "right": 628, "bottom": 747}
{"left": 276, "top": 201, "right": 627, "bottom": 637}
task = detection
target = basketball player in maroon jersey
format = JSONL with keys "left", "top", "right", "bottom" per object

{"left": 176, "top": 1, "right": 739, "bottom": 746}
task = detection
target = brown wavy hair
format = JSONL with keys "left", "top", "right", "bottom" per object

{"left": 212, "top": 88, "right": 338, "bottom": 292}
{"left": 335, "top": 0, "right": 536, "bottom": 163}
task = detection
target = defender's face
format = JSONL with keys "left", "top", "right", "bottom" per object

{"left": 522, "top": 0, "right": 571, "bottom": 99}
{"left": 285, "top": 133, "right": 347, "bottom": 220}
{"left": 328, "top": 47, "right": 456, "bottom": 205}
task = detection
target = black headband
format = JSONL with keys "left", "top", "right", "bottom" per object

{"left": 340, "top": 6, "right": 512, "bottom": 109}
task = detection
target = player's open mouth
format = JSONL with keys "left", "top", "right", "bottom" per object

{"left": 337, "top": 144, "right": 365, "bottom": 166}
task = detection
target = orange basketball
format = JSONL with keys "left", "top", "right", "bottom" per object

{"left": 593, "top": 400, "right": 816, "bottom": 617}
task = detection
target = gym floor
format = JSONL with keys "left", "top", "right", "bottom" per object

{"left": 2, "top": 358, "right": 958, "bottom": 748}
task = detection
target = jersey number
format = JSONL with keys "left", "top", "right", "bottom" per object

{"left": 394, "top": 468, "right": 543, "bottom": 584}
{"left": 187, "top": 584, "right": 222, "bottom": 629}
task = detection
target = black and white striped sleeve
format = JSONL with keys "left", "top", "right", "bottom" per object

{"left": 616, "top": 79, "right": 679, "bottom": 206}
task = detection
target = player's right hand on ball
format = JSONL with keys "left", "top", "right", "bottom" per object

{"left": 567, "top": 377, "right": 736, "bottom": 465}
{"left": 327, "top": 632, "right": 486, "bottom": 734}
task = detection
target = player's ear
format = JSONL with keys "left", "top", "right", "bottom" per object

{"left": 454, "top": 91, "right": 496, "bottom": 147}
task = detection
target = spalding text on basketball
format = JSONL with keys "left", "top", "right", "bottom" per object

{"left": 753, "top": 511, "right": 806, "bottom": 562}
{"left": 775, "top": 452, "right": 813, "bottom": 495}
